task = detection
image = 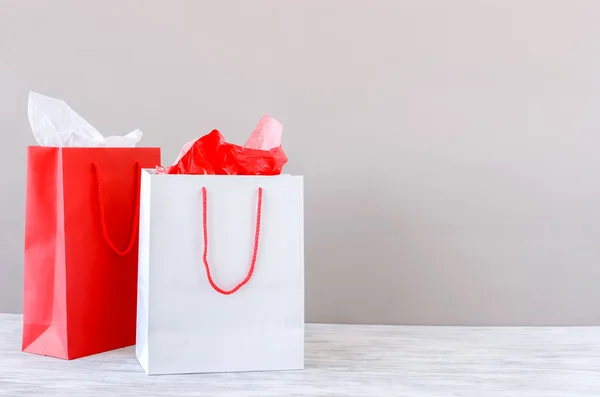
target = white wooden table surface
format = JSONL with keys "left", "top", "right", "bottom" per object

{"left": 0, "top": 313, "right": 599, "bottom": 396}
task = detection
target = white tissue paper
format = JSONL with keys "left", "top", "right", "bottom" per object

{"left": 27, "top": 91, "right": 143, "bottom": 147}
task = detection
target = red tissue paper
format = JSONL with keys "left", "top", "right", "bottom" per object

{"left": 157, "top": 115, "right": 287, "bottom": 175}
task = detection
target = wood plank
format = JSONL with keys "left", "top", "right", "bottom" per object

{"left": 1, "top": 313, "right": 599, "bottom": 396}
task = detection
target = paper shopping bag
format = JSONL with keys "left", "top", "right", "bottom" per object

{"left": 23, "top": 147, "right": 161, "bottom": 359}
{"left": 135, "top": 171, "right": 304, "bottom": 375}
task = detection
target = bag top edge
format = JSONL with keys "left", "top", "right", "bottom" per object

{"left": 142, "top": 169, "right": 302, "bottom": 178}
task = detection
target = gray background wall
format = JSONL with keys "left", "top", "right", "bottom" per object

{"left": 1, "top": 0, "right": 599, "bottom": 325}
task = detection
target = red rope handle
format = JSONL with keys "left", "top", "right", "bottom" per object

{"left": 92, "top": 162, "right": 141, "bottom": 256}
{"left": 202, "top": 186, "right": 263, "bottom": 295}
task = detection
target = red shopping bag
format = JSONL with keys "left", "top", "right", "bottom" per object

{"left": 22, "top": 147, "right": 160, "bottom": 360}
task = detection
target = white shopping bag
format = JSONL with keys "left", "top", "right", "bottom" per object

{"left": 135, "top": 170, "right": 304, "bottom": 375}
